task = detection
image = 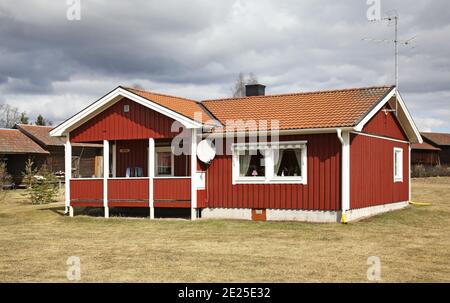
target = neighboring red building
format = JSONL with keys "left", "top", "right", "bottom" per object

{"left": 50, "top": 85, "right": 422, "bottom": 223}
{"left": 418, "top": 132, "right": 450, "bottom": 165}
{"left": 0, "top": 128, "right": 49, "bottom": 186}
{"left": 0, "top": 125, "right": 102, "bottom": 187}
{"left": 411, "top": 141, "right": 441, "bottom": 166}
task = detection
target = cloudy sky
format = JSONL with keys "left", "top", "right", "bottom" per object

{"left": 0, "top": 0, "right": 449, "bottom": 131}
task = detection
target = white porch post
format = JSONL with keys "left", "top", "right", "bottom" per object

{"left": 148, "top": 138, "right": 155, "bottom": 219}
{"left": 64, "top": 134, "right": 73, "bottom": 216}
{"left": 340, "top": 131, "right": 351, "bottom": 223}
{"left": 103, "top": 140, "right": 110, "bottom": 218}
{"left": 190, "top": 128, "right": 198, "bottom": 220}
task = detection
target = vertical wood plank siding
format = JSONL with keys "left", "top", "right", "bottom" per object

{"left": 153, "top": 178, "right": 191, "bottom": 201}
{"left": 362, "top": 104, "right": 408, "bottom": 141}
{"left": 107, "top": 179, "right": 149, "bottom": 207}
{"left": 116, "top": 140, "right": 148, "bottom": 177}
{"left": 70, "top": 98, "right": 179, "bottom": 142}
{"left": 206, "top": 134, "right": 341, "bottom": 210}
{"left": 350, "top": 134, "right": 409, "bottom": 209}
{"left": 70, "top": 179, "right": 103, "bottom": 206}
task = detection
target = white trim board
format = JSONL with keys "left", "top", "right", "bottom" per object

{"left": 354, "top": 87, "right": 422, "bottom": 144}
{"left": 50, "top": 87, "right": 203, "bottom": 137}
{"left": 350, "top": 131, "right": 409, "bottom": 144}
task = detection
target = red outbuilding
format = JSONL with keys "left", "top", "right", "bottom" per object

{"left": 50, "top": 84, "right": 422, "bottom": 222}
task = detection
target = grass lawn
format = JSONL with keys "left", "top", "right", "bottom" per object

{"left": 0, "top": 178, "right": 449, "bottom": 282}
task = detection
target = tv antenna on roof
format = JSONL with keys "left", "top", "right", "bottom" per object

{"left": 362, "top": 10, "right": 417, "bottom": 90}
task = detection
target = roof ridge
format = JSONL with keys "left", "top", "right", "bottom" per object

{"left": 122, "top": 86, "right": 200, "bottom": 103}
{"left": 16, "top": 124, "right": 52, "bottom": 128}
{"left": 421, "top": 131, "right": 450, "bottom": 135}
{"left": 201, "top": 85, "right": 395, "bottom": 103}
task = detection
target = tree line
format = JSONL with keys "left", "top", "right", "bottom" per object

{"left": 0, "top": 104, "right": 52, "bottom": 128}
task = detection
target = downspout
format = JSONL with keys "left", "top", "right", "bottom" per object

{"left": 337, "top": 129, "right": 350, "bottom": 223}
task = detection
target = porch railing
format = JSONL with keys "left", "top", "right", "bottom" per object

{"left": 108, "top": 178, "right": 149, "bottom": 207}
{"left": 70, "top": 179, "right": 103, "bottom": 206}
{"left": 70, "top": 177, "right": 192, "bottom": 208}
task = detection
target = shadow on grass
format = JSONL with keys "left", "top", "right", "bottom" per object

{"left": 38, "top": 205, "right": 66, "bottom": 216}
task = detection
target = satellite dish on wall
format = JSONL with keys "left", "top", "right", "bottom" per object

{"left": 197, "top": 139, "right": 216, "bottom": 164}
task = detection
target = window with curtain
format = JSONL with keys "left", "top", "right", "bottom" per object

{"left": 273, "top": 148, "right": 302, "bottom": 177}
{"left": 239, "top": 150, "right": 265, "bottom": 177}
{"left": 232, "top": 141, "right": 307, "bottom": 184}
{"left": 156, "top": 151, "right": 172, "bottom": 176}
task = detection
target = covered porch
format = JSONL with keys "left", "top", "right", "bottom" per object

{"left": 66, "top": 134, "right": 201, "bottom": 219}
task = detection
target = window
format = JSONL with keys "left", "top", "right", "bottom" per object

{"left": 123, "top": 104, "right": 130, "bottom": 113}
{"left": 273, "top": 148, "right": 302, "bottom": 177}
{"left": 155, "top": 147, "right": 173, "bottom": 176}
{"left": 232, "top": 141, "right": 307, "bottom": 184}
{"left": 394, "top": 147, "right": 403, "bottom": 182}
{"left": 238, "top": 149, "right": 265, "bottom": 178}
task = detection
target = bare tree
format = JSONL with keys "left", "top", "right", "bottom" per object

{"left": 231, "top": 72, "right": 259, "bottom": 97}
{"left": 0, "top": 104, "right": 21, "bottom": 128}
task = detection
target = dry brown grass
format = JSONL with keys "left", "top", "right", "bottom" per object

{"left": 0, "top": 178, "right": 449, "bottom": 282}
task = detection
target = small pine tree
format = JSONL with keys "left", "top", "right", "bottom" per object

{"left": 26, "top": 164, "right": 59, "bottom": 204}
{"left": 35, "top": 114, "right": 48, "bottom": 126}
{"left": 0, "top": 161, "right": 12, "bottom": 202}
{"left": 22, "top": 158, "right": 37, "bottom": 189}
{"left": 20, "top": 112, "right": 29, "bottom": 124}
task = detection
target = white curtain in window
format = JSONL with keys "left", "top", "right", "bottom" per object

{"left": 294, "top": 149, "right": 302, "bottom": 175}
{"left": 239, "top": 152, "right": 252, "bottom": 176}
{"left": 273, "top": 149, "right": 284, "bottom": 176}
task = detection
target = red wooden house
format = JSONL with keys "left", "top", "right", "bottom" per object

{"left": 50, "top": 84, "right": 422, "bottom": 223}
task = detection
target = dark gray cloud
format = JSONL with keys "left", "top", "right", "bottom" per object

{"left": 0, "top": 0, "right": 449, "bottom": 132}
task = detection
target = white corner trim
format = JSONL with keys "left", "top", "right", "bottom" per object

{"left": 50, "top": 87, "right": 203, "bottom": 137}
{"left": 338, "top": 129, "right": 350, "bottom": 214}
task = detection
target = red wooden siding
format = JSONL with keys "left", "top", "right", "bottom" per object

{"left": 153, "top": 178, "right": 191, "bottom": 201}
{"left": 362, "top": 104, "right": 408, "bottom": 141}
{"left": 116, "top": 140, "right": 148, "bottom": 177}
{"left": 70, "top": 98, "right": 179, "bottom": 142}
{"left": 206, "top": 134, "right": 341, "bottom": 210}
{"left": 197, "top": 190, "right": 207, "bottom": 208}
{"left": 350, "top": 134, "right": 409, "bottom": 209}
{"left": 174, "top": 154, "right": 190, "bottom": 176}
{"left": 107, "top": 179, "right": 149, "bottom": 207}
{"left": 70, "top": 179, "right": 103, "bottom": 206}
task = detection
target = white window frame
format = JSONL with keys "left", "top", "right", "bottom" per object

{"left": 155, "top": 146, "right": 174, "bottom": 177}
{"left": 232, "top": 141, "right": 307, "bottom": 185}
{"left": 394, "top": 147, "right": 403, "bottom": 183}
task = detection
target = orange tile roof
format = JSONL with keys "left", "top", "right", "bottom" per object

{"left": 421, "top": 132, "right": 450, "bottom": 146}
{"left": 123, "top": 87, "right": 215, "bottom": 125}
{"left": 0, "top": 129, "right": 49, "bottom": 154}
{"left": 412, "top": 142, "right": 441, "bottom": 151}
{"left": 202, "top": 86, "right": 394, "bottom": 131}
{"left": 16, "top": 124, "right": 65, "bottom": 147}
